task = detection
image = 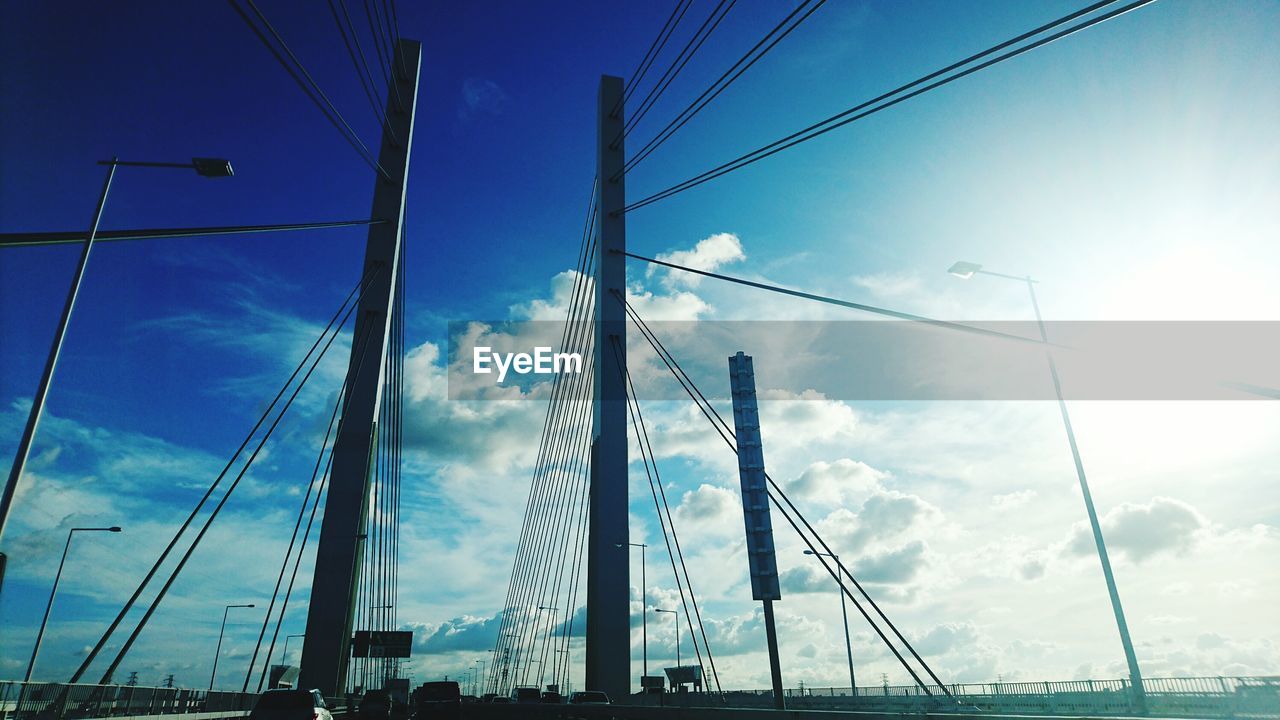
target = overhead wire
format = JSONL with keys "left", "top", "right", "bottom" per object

{"left": 510, "top": 296, "right": 597, "bottom": 687}
{"left": 487, "top": 181, "right": 599, "bottom": 694}
{"left": 327, "top": 0, "right": 396, "bottom": 138}
{"left": 229, "top": 0, "right": 392, "bottom": 180}
{"left": 68, "top": 268, "right": 379, "bottom": 684}
{"left": 0, "top": 218, "right": 387, "bottom": 249}
{"left": 249, "top": 312, "right": 380, "bottom": 692}
{"left": 616, "top": 292, "right": 957, "bottom": 699}
{"left": 616, "top": 0, "right": 694, "bottom": 116}
{"left": 609, "top": 335, "right": 723, "bottom": 694}
{"left": 95, "top": 266, "right": 380, "bottom": 685}
{"left": 487, "top": 217, "right": 595, "bottom": 687}
{"left": 363, "top": 0, "right": 403, "bottom": 111}
{"left": 619, "top": 0, "right": 828, "bottom": 179}
{"left": 242, "top": 353, "right": 350, "bottom": 690}
{"left": 616, "top": 0, "right": 738, "bottom": 144}
{"left": 623, "top": 251, "right": 1050, "bottom": 346}
{"left": 622, "top": 0, "right": 1155, "bottom": 212}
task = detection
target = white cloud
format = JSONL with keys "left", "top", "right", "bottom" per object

{"left": 649, "top": 233, "right": 745, "bottom": 290}
{"left": 1063, "top": 496, "right": 1207, "bottom": 563}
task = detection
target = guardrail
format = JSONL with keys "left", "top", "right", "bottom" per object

{"left": 0, "top": 682, "right": 257, "bottom": 720}
{"left": 695, "top": 675, "right": 1280, "bottom": 717}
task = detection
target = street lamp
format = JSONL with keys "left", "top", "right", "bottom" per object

{"left": 210, "top": 603, "right": 256, "bottom": 691}
{"left": 24, "top": 526, "right": 122, "bottom": 682}
{"left": 552, "top": 649, "right": 569, "bottom": 694}
{"left": 804, "top": 549, "right": 856, "bottom": 696}
{"left": 653, "top": 608, "right": 679, "bottom": 671}
{"left": 0, "top": 156, "right": 234, "bottom": 588}
{"left": 617, "top": 542, "right": 648, "bottom": 681}
{"left": 475, "top": 659, "right": 485, "bottom": 696}
{"left": 533, "top": 606, "right": 558, "bottom": 685}
{"left": 948, "top": 260, "right": 1147, "bottom": 711}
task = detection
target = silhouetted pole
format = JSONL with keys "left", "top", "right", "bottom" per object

{"left": 806, "top": 550, "right": 855, "bottom": 696}
{"left": 0, "top": 157, "right": 231, "bottom": 595}
{"left": 210, "top": 604, "right": 255, "bottom": 691}
{"left": 586, "top": 73, "right": 629, "bottom": 701}
{"left": 24, "top": 526, "right": 121, "bottom": 682}
{"left": 948, "top": 262, "right": 1146, "bottom": 713}
{"left": 618, "top": 542, "right": 648, "bottom": 681}
{"left": 728, "top": 352, "right": 785, "bottom": 710}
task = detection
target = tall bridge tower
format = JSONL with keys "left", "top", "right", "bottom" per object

{"left": 298, "top": 38, "right": 421, "bottom": 698}
{"left": 585, "top": 74, "right": 630, "bottom": 701}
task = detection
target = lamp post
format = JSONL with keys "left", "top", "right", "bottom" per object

{"left": 24, "top": 526, "right": 122, "bottom": 682}
{"left": 617, "top": 542, "right": 648, "bottom": 682}
{"left": 653, "top": 608, "right": 678, "bottom": 671}
{"left": 0, "top": 157, "right": 234, "bottom": 590}
{"left": 210, "top": 603, "right": 255, "bottom": 691}
{"left": 369, "top": 603, "right": 394, "bottom": 688}
{"left": 948, "top": 260, "right": 1146, "bottom": 711}
{"left": 552, "top": 649, "right": 568, "bottom": 694}
{"left": 501, "top": 632, "right": 518, "bottom": 695}
{"left": 475, "top": 659, "right": 485, "bottom": 696}
{"left": 533, "top": 606, "right": 557, "bottom": 686}
{"left": 804, "top": 550, "right": 856, "bottom": 696}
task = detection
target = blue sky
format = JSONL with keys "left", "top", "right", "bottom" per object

{"left": 2, "top": 0, "right": 1278, "bottom": 694}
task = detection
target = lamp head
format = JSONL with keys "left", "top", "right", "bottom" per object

{"left": 192, "top": 157, "right": 234, "bottom": 177}
{"left": 108, "top": 526, "right": 123, "bottom": 532}
{"left": 948, "top": 261, "right": 982, "bottom": 279}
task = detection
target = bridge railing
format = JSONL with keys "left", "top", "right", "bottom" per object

{"left": 716, "top": 675, "right": 1279, "bottom": 718}
{"left": 0, "top": 682, "right": 257, "bottom": 720}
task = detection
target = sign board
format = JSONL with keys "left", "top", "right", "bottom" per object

{"left": 728, "top": 352, "right": 782, "bottom": 601}
{"left": 641, "top": 675, "right": 665, "bottom": 689}
{"left": 268, "top": 664, "right": 299, "bottom": 689}
{"left": 664, "top": 665, "right": 704, "bottom": 689}
{"left": 351, "top": 630, "right": 413, "bottom": 658}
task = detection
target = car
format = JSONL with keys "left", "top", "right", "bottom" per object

{"left": 509, "top": 687, "right": 541, "bottom": 704}
{"left": 358, "top": 690, "right": 391, "bottom": 720}
{"left": 487, "top": 696, "right": 510, "bottom": 704}
{"left": 540, "top": 691, "right": 563, "bottom": 704}
{"left": 567, "top": 691, "right": 611, "bottom": 705}
{"left": 413, "top": 682, "right": 460, "bottom": 720}
{"left": 249, "top": 689, "right": 334, "bottom": 720}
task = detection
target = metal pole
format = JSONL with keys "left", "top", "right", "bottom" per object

{"left": 586, "top": 73, "right": 629, "bottom": 701}
{"left": 210, "top": 607, "right": 232, "bottom": 691}
{"left": 298, "top": 39, "right": 420, "bottom": 698}
{"left": 762, "top": 600, "right": 786, "bottom": 710}
{"left": 0, "top": 161, "right": 116, "bottom": 574}
{"left": 24, "top": 530, "right": 76, "bottom": 682}
{"left": 640, "top": 544, "right": 647, "bottom": 680}
{"left": 836, "top": 555, "right": 855, "bottom": 697}
{"left": 673, "top": 610, "right": 679, "bottom": 669}
{"left": 1025, "top": 277, "right": 1146, "bottom": 713}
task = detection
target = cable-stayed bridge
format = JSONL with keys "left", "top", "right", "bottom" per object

{"left": 1, "top": 2, "right": 1276, "bottom": 720}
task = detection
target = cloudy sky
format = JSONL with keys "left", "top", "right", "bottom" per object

{"left": 2, "top": 0, "right": 1278, "bottom": 695}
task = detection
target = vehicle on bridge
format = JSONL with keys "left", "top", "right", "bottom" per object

{"left": 411, "top": 681, "right": 459, "bottom": 719}
{"left": 249, "top": 689, "right": 333, "bottom": 720}
{"left": 567, "top": 691, "right": 611, "bottom": 705}
{"left": 509, "top": 686, "right": 541, "bottom": 704}
{"left": 540, "top": 690, "right": 563, "bottom": 704}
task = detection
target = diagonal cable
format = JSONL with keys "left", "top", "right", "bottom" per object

{"left": 623, "top": 0, "right": 1154, "bottom": 212}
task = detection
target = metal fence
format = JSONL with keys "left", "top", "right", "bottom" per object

{"left": 717, "top": 675, "right": 1280, "bottom": 717}
{"left": 0, "top": 682, "right": 257, "bottom": 720}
